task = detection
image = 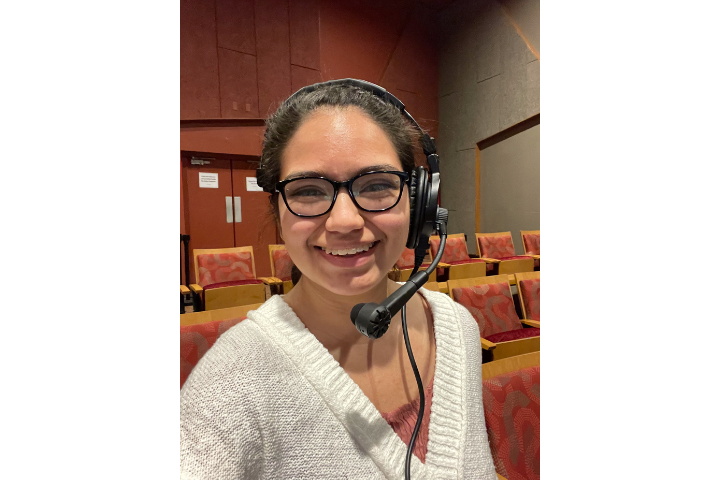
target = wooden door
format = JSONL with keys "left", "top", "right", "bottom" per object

{"left": 231, "top": 161, "right": 278, "bottom": 278}
{"left": 181, "top": 155, "right": 236, "bottom": 284}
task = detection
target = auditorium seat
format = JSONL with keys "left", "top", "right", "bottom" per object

{"left": 482, "top": 351, "right": 540, "bottom": 480}
{"left": 448, "top": 275, "right": 539, "bottom": 362}
{"left": 395, "top": 247, "right": 437, "bottom": 282}
{"left": 268, "top": 244, "right": 295, "bottom": 294}
{"left": 428, "top": 233, "right": 487, "bottom": 280}
{"left": 515, "top": 271, "right": 540, "bottom": 323}
{"left": 180, "top": 303, "right": 263, "bottom": 388}
{"left": 475, "top": 232, "right": 534, "bottom": 276}
{"left": 189, "top": 246, "right": 282, "bottom": 311}
{"left": 520, "top": 230, "right": 540, "bottom": 270}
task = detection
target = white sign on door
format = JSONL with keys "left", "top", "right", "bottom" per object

{"left": 199, "top": 172, "right": 219, "bottom": 188}
{"left": 246, "top": 177, "right": 264, "bottom": 192}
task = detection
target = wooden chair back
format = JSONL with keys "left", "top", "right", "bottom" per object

{"left": 268, "top": 244, "right": 286, "bottom": 278}
{"left": 519, "top": 230, "right": 540, "bottom": 255}
{"left": 428, "top": 233, "right": 468, "bottom": 262}
{"left": 482, "top": 351, "right": 539, "bottom": 379}
{"left": 193, "top": 246, "right": 257, "bottom": 285}
{"left": 474, "top": 231, "right": 515, "bottom": 258}
{"left": 515, "top": 271, "right": 540, "bottom": 320}
{"left": 180, "top": 302, "right": 263, "bottom": 327}
{"left": 447, "top": 274, "right": 512, "bottom": 301}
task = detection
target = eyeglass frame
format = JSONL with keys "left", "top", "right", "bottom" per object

{"left": 274, "top": 170, "right": 410, "bottom": 218}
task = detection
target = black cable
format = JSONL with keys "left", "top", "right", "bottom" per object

{"left": 402, "top": 224, "right": 447, "bottom": 479}
{"left": 402, "top": 303, "right": 424, "bottom": 480}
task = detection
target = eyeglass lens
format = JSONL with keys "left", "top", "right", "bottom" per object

{"left": 283, "top": 172, "right": 404, "bottom": 216}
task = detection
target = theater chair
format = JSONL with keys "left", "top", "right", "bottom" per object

{"left": 395, "top": 247, "right": 437, "bottom": 282}
{"left": 448, "top": 275, "right": 539, "bottom": 363}
{"left": 268, "top": 244, "right": 295, "bottom": 294}
{"left": 180, "top": 303, "right": 263, "bottom": 388}
{"left": 520, "top": 230, "right": 540, "bottom": 270}
{"left": 515, "top": 271, "right": 540, "bottom": 323}
{"left": 428, "top": 233, "right": 487, "bottom": 281}
{"left": 189, "top": 246, "right": 282, "bottom": 311}
{"left": 475, "top": 232, "right": 534, "bottom": 277}
{"left": 482, "top": 351, "right": 540, "bottom": 480}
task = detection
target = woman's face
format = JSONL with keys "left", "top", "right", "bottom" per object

{"left": 278, "top": 106, "right": 410, "bottom": 296}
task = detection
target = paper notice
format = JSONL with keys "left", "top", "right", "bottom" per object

{"left": 199, "top": 172, "right": 219, "bottom": 188}
{"left": 246, "top": 177, "right": 264, "bottom": 192}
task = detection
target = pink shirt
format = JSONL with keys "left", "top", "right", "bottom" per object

{"left": 380, "top": 377, "right": 434, "bottom": 463}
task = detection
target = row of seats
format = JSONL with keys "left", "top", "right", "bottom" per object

{"left": 181, "top": 229, "right": 540, "bottom": 313}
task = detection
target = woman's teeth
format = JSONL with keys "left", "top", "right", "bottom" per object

{"left": 321, "top": 242, "right": 375, "bottom": 256}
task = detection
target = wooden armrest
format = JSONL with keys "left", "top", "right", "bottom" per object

{"left": 189, "top": 284, "right": 203, "bottom": 294}
{"left": 481, "top": 338, "right": 496, "bottom": 350}
{"left": 522, "top": 320, "right": 540, "bottom": 328}
{"left": 437, "top": 282, "right": 448, "bottom": 294}
{"left": 531, "top": 254, "right": 540, "bottom": 259}
{"left": 258, "top": 277, "right": 283, "bottom": 285}
{"left": 482, "top": 257, "right": 501, "bottom": 263}
{"left": 438, "top": 262, "right": 451, "bottom": 268}
{"left": 497, "top": 474, "right": 508, "bottom": 480}
{"left": 180, "top": 285, "right": 191, "bottom": 294}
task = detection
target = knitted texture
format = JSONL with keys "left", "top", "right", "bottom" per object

{"left": 180, "top": 289, "right": 498, "bottom": 479}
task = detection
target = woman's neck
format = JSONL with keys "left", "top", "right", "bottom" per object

{"left": 283, "top": 276, "right": 401, "bottom": 351}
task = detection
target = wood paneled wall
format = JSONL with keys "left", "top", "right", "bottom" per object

{"left": 181, "top": 0, "right": 439, "bottom": 138}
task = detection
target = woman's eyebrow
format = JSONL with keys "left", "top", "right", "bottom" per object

{"left": 283, "top": 164, "right": 400, "bottom": 182}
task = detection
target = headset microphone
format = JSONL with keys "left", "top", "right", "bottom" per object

{"left": 351, "top": 208, "right": 448, "bottom": 339}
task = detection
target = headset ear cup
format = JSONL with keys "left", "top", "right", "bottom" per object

{"left": 406, "top": 167, "right": 427, "bottom": 249}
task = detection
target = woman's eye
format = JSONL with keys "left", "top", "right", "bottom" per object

{"left": 360, "top": 182, "right": 394, "bottom": 194}
{"left": 289, "top": 188, "right": 327, "bottom": 198}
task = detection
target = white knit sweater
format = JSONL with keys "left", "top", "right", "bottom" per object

{"left": 180, "top": 288, "right": 498, "bottom": 479}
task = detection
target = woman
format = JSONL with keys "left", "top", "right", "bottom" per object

{"left": 180, "top": 82, "right": 497, "bottom": 479}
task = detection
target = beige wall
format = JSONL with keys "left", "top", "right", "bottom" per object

{"left": 480, "top": 124, "right": 540, "bottom": 253}
{"left": 438, "top": 0, "right": 539, "bottom": 253}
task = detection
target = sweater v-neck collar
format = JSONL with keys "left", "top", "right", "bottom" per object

{"left": 249, "top": 289, "right": 465, "bottom": 479}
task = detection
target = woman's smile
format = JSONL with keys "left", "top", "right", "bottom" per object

{"left": 314, "top": 240, "right": 381, "bottom": 268}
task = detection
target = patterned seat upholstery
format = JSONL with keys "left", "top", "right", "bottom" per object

{"left": 180, "top": 317, "right": 247, "bottom": 388}
{"left": 483, "top": 365, "right": 540, "bottom": 480}
{"left": 451, "top": 282, "right": 538, "bottom": 342}
{"left": 518, "top": 278, "right": 540, "bottom": 320}
{"left": 271, "top": 248, "right": 293, "bottom": 282}
{"left": 196, "top": 251, "right": 255, "bottom": 287}
{"left": 429, "top": 235, "right": 488, "bottom": 271}
{"left": 520, "top": 231, "right": 540, "bottom": 269}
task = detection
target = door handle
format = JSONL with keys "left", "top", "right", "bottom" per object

{"left": 234, "top": 197, "right": 242, "bottom": 223}
{"left": 226, "top": 197, "right": 233, "bottom": 223}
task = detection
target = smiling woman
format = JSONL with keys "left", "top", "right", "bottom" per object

{"left": 180, "top": 81, "right": 499, "bottom": 480}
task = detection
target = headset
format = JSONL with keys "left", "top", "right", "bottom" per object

{"left": 256, "top": 79, "right": 448, "bottom": 479}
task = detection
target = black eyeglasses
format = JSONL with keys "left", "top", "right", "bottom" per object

{"left": 275, "top": 171, "right": 409, "bottom": 217}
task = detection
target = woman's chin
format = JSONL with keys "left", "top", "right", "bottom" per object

{"left": 312, "top": 268, "right": 387, "bottom": 297}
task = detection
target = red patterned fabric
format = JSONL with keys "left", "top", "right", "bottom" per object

{"left": 519, "top": 279, "right": 540, "bottom": 320}
{"left": 483, "top": 366, "right": 540, "bottom": 480}
{"left": 271, "top": 248, "right": 293, "bottom": 281}
{"left": 196, "top": 251, "right": 255, "bottom": 286}
{"left": 451, "top": 283, "right": 523, "bottom": 337}
{"left": 496, "top": 255, "right": 532, "bottom": 261}
{"left": 397, "top": 248, "right": 419, "bottom": 269}
{"left": 180, "top": 316, "right": 247, "bottom": 388}
{"left": 381, "top": 377, "right": 434, "bottom": 464}
{"left": 486, "top": 327, "right": 540, "bottom": 343}
{"left": 523, "top": 234, "right": 540, "bottom": 255}
{"left": 478, "top": 235, "right": 516, "bottom": 259}
{"left": 203, "top": 279, "right": 263, "bottom": 291}
{"left": 429, "top": 236, "right": 470, "bottom": 263}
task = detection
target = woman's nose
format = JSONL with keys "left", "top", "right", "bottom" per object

{"left": 325, "top": 188, "right": 364, "bottom": 233}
